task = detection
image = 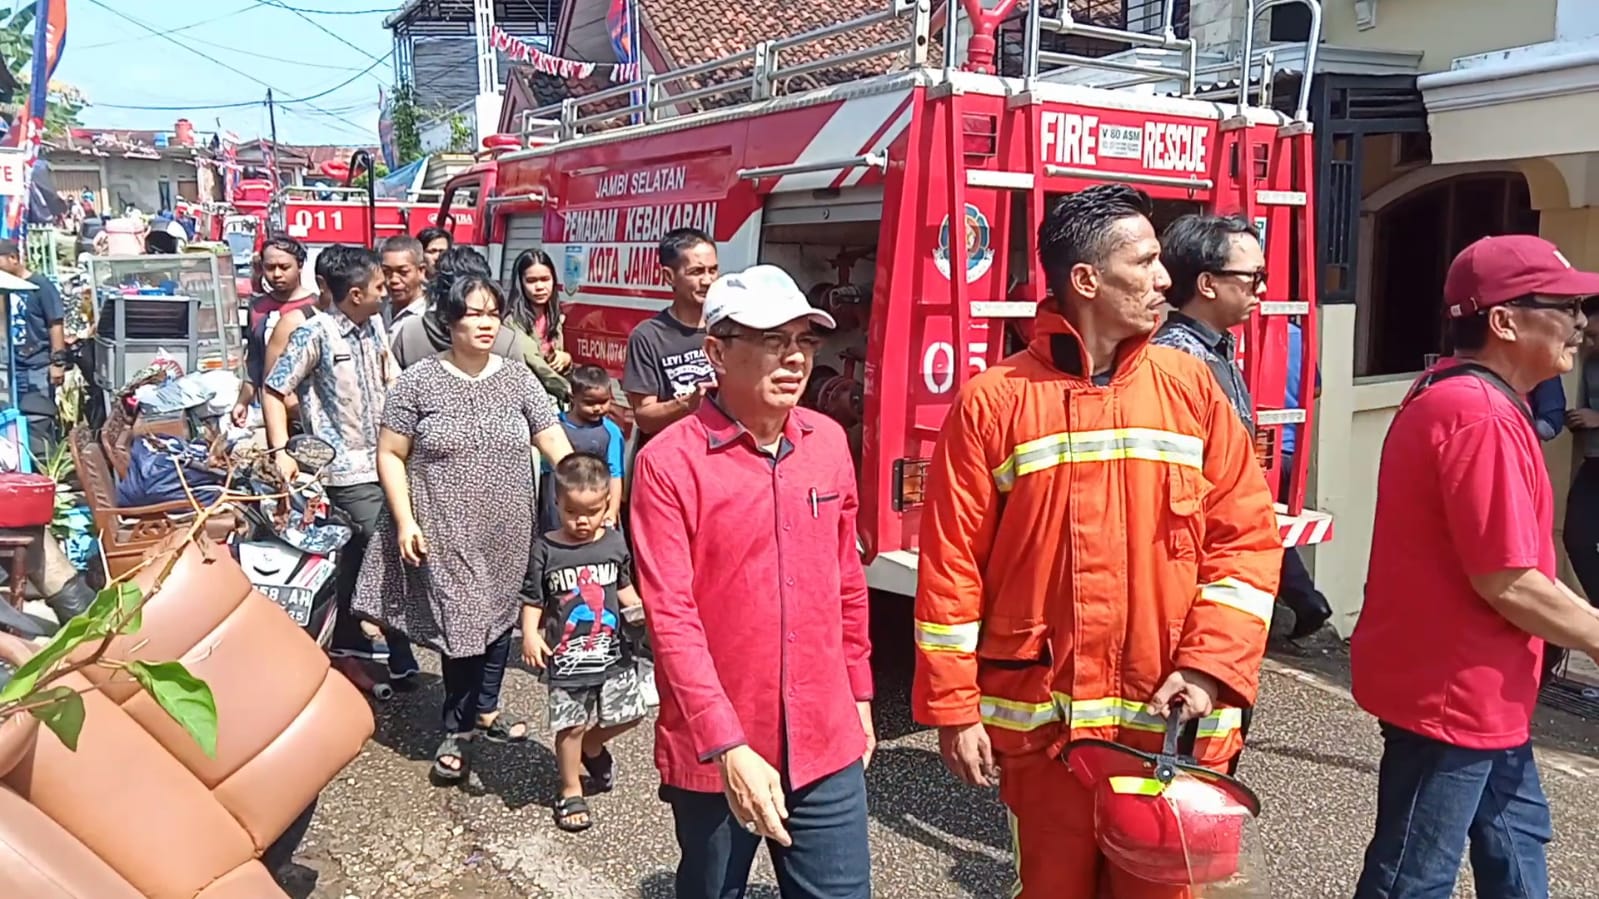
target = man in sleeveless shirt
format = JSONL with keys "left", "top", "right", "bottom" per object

{"left": 232, "top": 235, "right": 317, "bottom": 428}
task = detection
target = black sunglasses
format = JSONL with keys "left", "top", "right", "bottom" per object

{"left": 1208, "top": 269, "right": 1267, "bottom": 291}
{"left": 1507, "top": 297, "right": 1586, "bottom": 317}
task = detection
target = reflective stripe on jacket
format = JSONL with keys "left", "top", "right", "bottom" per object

{"left": 911, "top": 311, "right": 1282, "bottom": 767}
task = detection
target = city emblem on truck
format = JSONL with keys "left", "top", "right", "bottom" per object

{"left": 564, "top": 243, "right": 586, "bottom": 297}
{"left": 935, "top": 202, "right": 994, "bottom": 284}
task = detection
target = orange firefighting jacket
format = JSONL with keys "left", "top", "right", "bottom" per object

{"left": 912, "top": 311, "right": 1282, "bottom": 767}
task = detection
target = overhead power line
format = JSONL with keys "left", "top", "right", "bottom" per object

{"left": 261, "top": 0, "right": 394, "bottom": 68}
{"left": 83, "top": 0, "right": 386, "bottom": 123}
{"left": 164, "top": 37, "right": 376, "bottom": 73}
{"left": 259, "top": 2, "right": 400, "bottom": 14}
{"left": 91, "top": 54, "right": 391, "bottom": 111}
{"left": 76, "top": 1, "right": 269, "bottom": 50}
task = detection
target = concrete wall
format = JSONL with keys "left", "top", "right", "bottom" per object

{"left": 1322, "top": 0, "right": 1555, "bottom": 71}
{"left": 98, "top": 158, "right": 201, "bottom": 213}
{"left": 1188, "top": 0, "right": 1556, "bottom": 71}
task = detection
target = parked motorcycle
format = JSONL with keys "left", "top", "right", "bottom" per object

{"left": 221, "top": 434, "right": 348, "bottom": 649}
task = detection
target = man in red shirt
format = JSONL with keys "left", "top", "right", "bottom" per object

{"left": 632, "top": 264, "right": 873, "bottom": 899}
{"left": 1352, "top": 234, "right": 1599, "bottom": 898}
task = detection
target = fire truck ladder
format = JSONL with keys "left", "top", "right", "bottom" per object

{"left": 1209, "top": 1, "right": 1326, "bottom": 540}
{"left": 928, "top": 0, "right": 1051, "bottom": 407}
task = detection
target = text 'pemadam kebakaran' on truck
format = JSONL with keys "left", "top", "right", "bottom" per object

{"left": 436, "top": 0, "right": 1335, "bottom": 596}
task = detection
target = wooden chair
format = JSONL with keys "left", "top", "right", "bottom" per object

{"left": 67, "top": 426, "right": 235, "bottom": 580}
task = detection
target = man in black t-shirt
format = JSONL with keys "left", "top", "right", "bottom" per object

{"left": 621, "top": 228, "right": 719, "bottom": 450}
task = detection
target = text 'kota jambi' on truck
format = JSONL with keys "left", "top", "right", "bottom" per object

{"left": 438, "top": 0, "right": 1334, "bottom": 595}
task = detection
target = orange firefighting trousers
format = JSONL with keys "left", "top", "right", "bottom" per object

{"left": 1001, "top": 751, "right": 1193, "bottom": 899}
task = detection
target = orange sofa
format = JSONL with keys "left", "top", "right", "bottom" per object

{"left": 0, "top": 537, "right": 373, "bottom": 897}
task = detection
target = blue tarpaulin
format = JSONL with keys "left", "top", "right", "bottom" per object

{"left": 376, "top": 159, "right": 426, "bottom": 200}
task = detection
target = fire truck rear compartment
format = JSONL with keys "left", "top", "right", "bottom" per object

{"left": 760, "top": 212, "right": 883, "bottom": 474}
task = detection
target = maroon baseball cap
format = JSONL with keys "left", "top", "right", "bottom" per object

{"left": 1444, "top": 235, "right": 1599, "bottom": 318}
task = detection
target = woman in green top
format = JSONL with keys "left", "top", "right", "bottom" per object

{"left": 507, "top": 249, "right": 573, "bottom": 377}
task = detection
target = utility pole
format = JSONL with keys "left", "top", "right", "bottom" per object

{"left": 265, "top": 88, "right": 280, "bottom": 192}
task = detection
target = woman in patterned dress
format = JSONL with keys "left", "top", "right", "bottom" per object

{"left": 355, "top": 273, "right": 573, "bottom": 784}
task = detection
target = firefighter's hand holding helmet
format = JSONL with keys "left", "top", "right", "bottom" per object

{"left": 939, "top": 721, "right": 999, "bottom": 787}
{"left": 1147, "top": 668, "right": 1221, "bottom": 722}
{"left": 716, "top": 745, "right": 792, "bottom": 846}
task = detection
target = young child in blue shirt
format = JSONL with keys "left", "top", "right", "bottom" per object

{"left": 539, "top": 365, "right": 625, "bottom": 535}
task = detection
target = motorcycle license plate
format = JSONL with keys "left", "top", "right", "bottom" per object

{"left": 258, "top": 584, "right": 314, "bottom": 627}
{"left": 236, "top": 541, "right": 334, "bottom": 629}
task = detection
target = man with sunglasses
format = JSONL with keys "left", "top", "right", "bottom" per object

{"left": 1351, "top": 235, "right": 1599, "bottom": 899}
{"left": 1151, "top": 214, "right": 1264, "bottom": 428}
{"left": 631, "top": 265, "right": 873, "bottom": 899}
{"left": 1153, "top": 215, "right": 1334, "bottom": 642}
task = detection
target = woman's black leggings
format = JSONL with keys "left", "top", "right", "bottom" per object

{"left": 439, "top": 628, "right": 514, "bottom": 735}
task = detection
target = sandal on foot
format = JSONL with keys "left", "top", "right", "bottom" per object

{"left": 477, "top": 715, "right": 531, "bottom": 744}
{"left": 554, "top": 795, "right": 592, "bottom": 832}
{"left": 430, "top": 733, "right": 470, "bottom": 785}
{"left": 581, "top": 746, "right": 615, "bottom": 792}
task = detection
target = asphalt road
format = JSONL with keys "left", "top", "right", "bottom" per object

{"left": 279, "top": 608, "right": 1599, "bottom": 899}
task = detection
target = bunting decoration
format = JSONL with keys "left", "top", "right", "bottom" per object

{"left": 490, "top": 26, "right": 639, "bottom": 83}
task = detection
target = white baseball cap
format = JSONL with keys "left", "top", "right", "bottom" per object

{"left": 703, "top": 265, "right": 837, "bottom": 331}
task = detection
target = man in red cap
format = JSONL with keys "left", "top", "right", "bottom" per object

{"left": 1351, "top": 234, "right": 1599, "bottom": 898}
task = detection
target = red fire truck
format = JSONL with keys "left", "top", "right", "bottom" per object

{"left": 438, "top": 0, "right": 1333, "bottom": 594}
{"left": 200, "top": 157, "right": 478, "bottom": 290}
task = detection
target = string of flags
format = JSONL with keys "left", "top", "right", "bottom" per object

{"left": 490, "top": 26, "right": 641, "bottom": 83}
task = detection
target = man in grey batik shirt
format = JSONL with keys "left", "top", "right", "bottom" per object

{"left": 1153, "top": 214, "right": 1332, "bottom": 641}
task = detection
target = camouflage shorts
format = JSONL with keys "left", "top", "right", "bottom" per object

{"left": 549, "top": 665, "right": 647, "bottom": 731}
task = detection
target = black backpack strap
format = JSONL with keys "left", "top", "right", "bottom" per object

{"left": 1402, "top": 362, "right": 1534, "bottom": 427}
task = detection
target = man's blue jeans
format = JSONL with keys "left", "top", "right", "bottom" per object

{"left": 664, "top": 759, "right": 871, "bottom": 899}
{"left": 1355, "top": 722, "right": 1552, "bottom": 899}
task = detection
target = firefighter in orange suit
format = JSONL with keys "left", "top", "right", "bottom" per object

{"left": 912, "top": 184, "right": 1283, "bottom": 898}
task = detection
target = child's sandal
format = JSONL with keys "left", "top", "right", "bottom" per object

{"left": 581, "top": 746, "right": 616, "bottom": 792}
{"left": 554, "top": 795, "right": 593, "bottom": 832}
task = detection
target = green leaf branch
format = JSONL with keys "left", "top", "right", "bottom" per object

{"left": 0, "top": 443, "right": 327, "bottom": 757}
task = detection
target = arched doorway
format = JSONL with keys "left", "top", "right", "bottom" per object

{"left": 1361, "top": 170, "right": 1539, "bottom": 376}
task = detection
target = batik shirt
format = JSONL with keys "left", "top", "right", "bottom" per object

{"left": 264, "top": 306, "right": 395, "bottom": 486}
{"left": 1152, "top": 311, "right": 1255, "bottom": 429}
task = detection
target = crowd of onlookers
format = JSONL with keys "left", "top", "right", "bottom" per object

{"left": 16, "top": 180, "right": 1598, "bottom": 897}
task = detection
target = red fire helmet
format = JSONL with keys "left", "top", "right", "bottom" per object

{"left": 1064, "top": 706, "right": 1262, "bottom": 887}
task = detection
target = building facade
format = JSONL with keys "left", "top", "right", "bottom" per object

{"left": 1268, "top": 0, "right": 1598, "bottom": 630}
